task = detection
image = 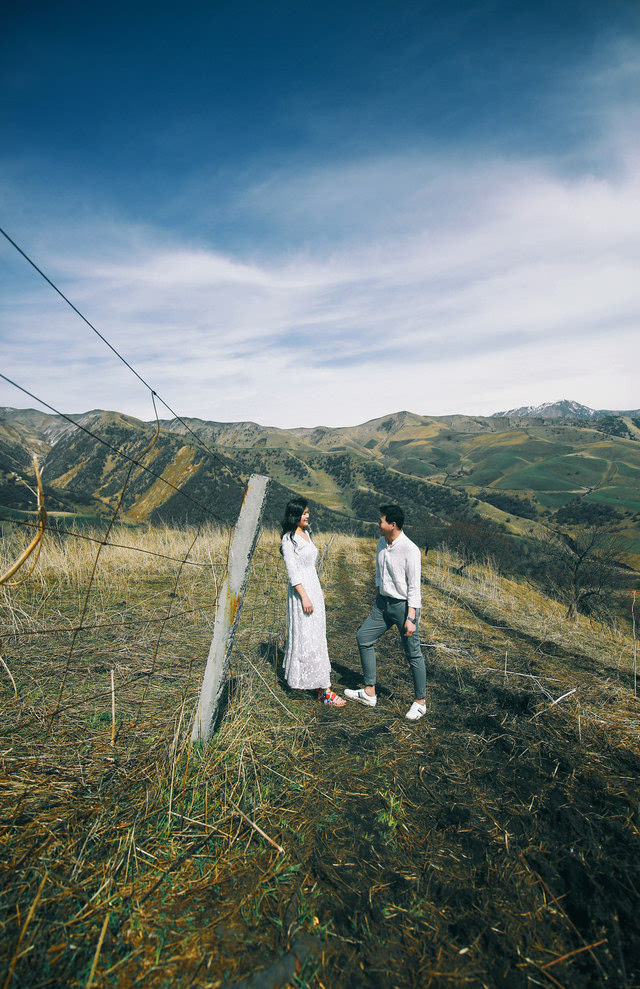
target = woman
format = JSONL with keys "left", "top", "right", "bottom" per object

{"left": 280, "top": 499, "right": 345, "bottom": 706}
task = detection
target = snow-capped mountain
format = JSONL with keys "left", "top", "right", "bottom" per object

{"left": 494, "top": 400, "right": 600, "bottom": 419}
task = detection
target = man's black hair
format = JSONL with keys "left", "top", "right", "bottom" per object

{"left": 379, "top": 503, "right": 404, "bottom": 530}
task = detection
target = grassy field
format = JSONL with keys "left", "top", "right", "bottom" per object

{"left": 1, "top": 525, "right": 640, "bottom": 987}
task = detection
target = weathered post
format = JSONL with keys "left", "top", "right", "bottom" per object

{"left": 317, "top": 534, "right": 334, "bottom": 574}
{"left": 191, "top": 474, "right": 270, "bottom": 744}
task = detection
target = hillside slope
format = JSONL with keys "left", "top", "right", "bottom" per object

{"left": 1, "top": 531, "right": 638, "bottom": 986}
{"left": 2, "top": 407, "right": 639, "bottom": 563}
{"left": 159, "top": 408, "right": 640, "bottom": 520}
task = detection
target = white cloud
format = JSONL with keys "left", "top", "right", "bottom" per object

{"left": 1, "top": 143, "right": 640, "bottom": 426}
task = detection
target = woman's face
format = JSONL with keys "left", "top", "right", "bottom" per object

{"left": 299, "top": 507, "right": 310, "bottom": 528}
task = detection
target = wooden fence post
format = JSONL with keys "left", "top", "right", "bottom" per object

{"left": 318, "top": 534, "right": 334, "bottom": 574}
{"left": 191, "top": 474, "right": 270, "bottom": 745}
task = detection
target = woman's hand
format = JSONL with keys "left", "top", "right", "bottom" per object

{"left": 294, "top": 584, "right": 314, "bottom": 614}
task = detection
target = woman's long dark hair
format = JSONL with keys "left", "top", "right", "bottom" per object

{"left": 280, "top": 498, "right": 310, "bottom": 547}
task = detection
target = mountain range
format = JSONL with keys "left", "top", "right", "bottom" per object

{"left": 492, "top": 400, "right": 640, "bottom": 419}
{"left": 2, "top": 401, "right": 640, "bottom": 568}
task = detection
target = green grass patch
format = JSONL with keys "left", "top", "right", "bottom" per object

{"left": 587, "top": 487, "right": 640, "bottom": 512}
{"left": 536, "top": 491, "right": 581, "bottom": 509}
{"left": 493, "top": 464, "right": 576, "bottom": 491}
{"left": 393, "top": 457, "right": 437, "bottom": 477}
{"left": 615, "top": 461, "right": 640, "bottom": 481}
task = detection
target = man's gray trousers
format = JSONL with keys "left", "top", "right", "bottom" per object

{"left": 356, "top": 593, "right": 426, "bottom": 698}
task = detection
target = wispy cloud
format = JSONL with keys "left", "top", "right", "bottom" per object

{"left": 1, "top": 45, "right": 639, "bottom": 427}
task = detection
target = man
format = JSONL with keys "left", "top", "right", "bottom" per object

{"left": 344, "top": 504, "right": 427, "bottom": 721}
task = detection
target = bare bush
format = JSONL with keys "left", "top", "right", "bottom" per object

{"left": 536, "top": 524, "right": 628, "bottom": 622}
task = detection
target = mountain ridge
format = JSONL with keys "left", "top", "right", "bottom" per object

{"left": 492, "top": 399, "right": 640, "bottom": 419}
{"left": 2, "top": 404, "right": 640, "bottom": 569}
{"left": 4, "top": 401, "right": 640, "bottom": 445}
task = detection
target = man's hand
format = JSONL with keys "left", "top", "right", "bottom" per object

{"left": 404, "top": 617, "right": 416, "bottom": 637}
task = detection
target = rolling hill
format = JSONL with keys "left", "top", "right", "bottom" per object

{"left": 2, "top": 403, "right": 640, "bottom": 564}
{"left": 158, "top": 407, "right": 640, "bottom": 556}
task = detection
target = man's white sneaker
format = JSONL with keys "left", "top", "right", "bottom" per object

{"left": 344, "top": 688, "right": 377, "bottom": 707}
{"left": 406, "top": 702, "right": 427, "bottom": 721}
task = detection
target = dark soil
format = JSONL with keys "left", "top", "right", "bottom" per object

{"left": 1, "top": 536, "right": 639, "bottom": 988}
{"left": 244, "top": 656, "right": 640, "bottom": 987}
{"left": 234, "top": 543, "right": 640, "bottom": 987}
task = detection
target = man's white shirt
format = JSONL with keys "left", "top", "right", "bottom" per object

{"left": 375, "top": 531, "right": 422, "bottom": 610}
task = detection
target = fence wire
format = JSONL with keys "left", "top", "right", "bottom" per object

{"left": 0, "top": 381, "right": 239, "bottom": 748}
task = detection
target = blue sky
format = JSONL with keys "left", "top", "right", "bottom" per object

{"left": 1, "top": 0, "right": 639, "bottom": 427}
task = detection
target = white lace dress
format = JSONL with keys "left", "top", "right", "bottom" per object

{"left": 281, "top": 533, "right": 331, "bottom": 690}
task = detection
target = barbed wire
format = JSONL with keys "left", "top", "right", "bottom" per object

{"left": 133, "top": 516, "right": 209, "bottom": 727}
{"left": 0, "top": 373, "right": 232, "bottom": 525}
{"left": 0, "top": 515, "right": 214, "bottom": 568}
{"left": 0, "top": 227, "right": 392, "bottom": 739}
{"left": 0, "top": 224, "right": 246, "bottom": 486}
{"left": 48, "top": 396, "right": 161, "bottom": 720}
{"left": 0, "top": 605, "right": 214, "bottom": 640}
{"left": 0, "top": 233, "right": 252, "bottom": 744}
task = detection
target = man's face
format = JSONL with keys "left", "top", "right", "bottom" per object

{"left": 379, "top": 515, "right": 395, "bottom": 539}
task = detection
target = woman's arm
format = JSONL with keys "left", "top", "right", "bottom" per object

{"left": 292, "top": 583, "right": 313, "bottom": 614}
{"left": 281, "top": 535, "right": 303, "bottom": 584}
{"left": 281, "top": 537, "right": 312, "bottom": 611}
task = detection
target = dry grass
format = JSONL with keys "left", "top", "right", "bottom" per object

{"left": 423, "top": 547, "right": 639, "bottom": 748}
{"left": 0, "top": 523, "right": 229, "bottom": 645}
{"left": 1, "top": 526, "right": 639, "bottom": 987}
{"left": 0, "top": 521, "right": 231, "bottom": 580}
{"left": 428, "top": 546, "right": 633, "bottom": 667}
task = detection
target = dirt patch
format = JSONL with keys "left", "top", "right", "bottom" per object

{"left": 1, "top": 533, "right": 639, "bottom": 987}
{"left": 289, "top": 666, "right": 638, "bottom": 986}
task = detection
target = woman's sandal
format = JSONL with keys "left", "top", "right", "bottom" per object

{"left": 318, "top": 688, "right": 346, "bottom": 707}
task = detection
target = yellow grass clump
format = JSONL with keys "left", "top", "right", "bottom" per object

{"left": 0, "top": 526, "right": 639, "bottom": 987}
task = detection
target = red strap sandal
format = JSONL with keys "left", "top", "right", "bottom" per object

{"left": 319, "top": 688, "right": 346, "bottom": 706}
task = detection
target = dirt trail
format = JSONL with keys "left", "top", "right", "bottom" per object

{"left": 246, "top": 542, "right": 640, "bottom": 987}
{"left": 3, "top": 533, "right": 637, "bottom": 988}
